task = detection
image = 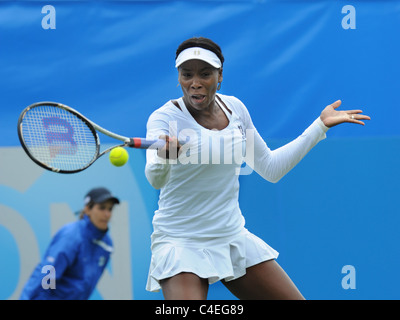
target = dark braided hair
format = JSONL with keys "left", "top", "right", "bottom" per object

{"left": 175, "top": 37, "right": 225, "bottom": 67}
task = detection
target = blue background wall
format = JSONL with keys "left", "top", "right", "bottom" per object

{"left": 0, "top": 0, "right": 399, "bottom": 299}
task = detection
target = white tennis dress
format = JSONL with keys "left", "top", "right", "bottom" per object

{"left": 145, "top": 94, "right": 328, "bottom": 292}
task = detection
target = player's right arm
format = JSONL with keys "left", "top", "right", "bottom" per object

{"left": 145, "top": 110, "right": 176, "bottom": 189}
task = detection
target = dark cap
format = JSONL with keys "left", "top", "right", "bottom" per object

{"left": 84, "top": 187, "right": 120, "bottom": 206}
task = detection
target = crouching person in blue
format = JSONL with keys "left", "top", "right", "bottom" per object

{"left": 20, "top": 187, "right": 120, "bottom": 300}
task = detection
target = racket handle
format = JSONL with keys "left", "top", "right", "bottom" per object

{"left": 127, "top": 138, "right": 166, "bottom": 149}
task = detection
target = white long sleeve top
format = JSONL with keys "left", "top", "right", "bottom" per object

{"left": 145, "top": 94, "right": 328, "bottom": 238}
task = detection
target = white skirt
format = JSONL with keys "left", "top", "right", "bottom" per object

{"left": 146, "top": 228, "right": 279, "bottom": 292}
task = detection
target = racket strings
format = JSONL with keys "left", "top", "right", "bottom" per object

{"left": 21, "top": 105, "right": 98, "bottom": 171}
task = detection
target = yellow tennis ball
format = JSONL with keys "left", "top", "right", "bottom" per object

{"left": 109, "top": 147, "right": 129, "bottom": 167}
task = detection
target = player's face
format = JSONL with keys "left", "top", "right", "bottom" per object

{"left": 85, "top": 200, "right": 115, "bottom": 231}
{"left": 178, "top": 59, "right": 223, "bottom": 111}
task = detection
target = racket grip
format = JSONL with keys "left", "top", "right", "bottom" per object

{"left": 128, "top": 138, "right": 166, "bottom": 149}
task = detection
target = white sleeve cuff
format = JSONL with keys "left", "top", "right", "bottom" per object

{"left": 315, "top": 117, "right": 329, "bottom": 133}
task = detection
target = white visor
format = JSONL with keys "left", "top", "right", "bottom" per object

{"left": 175, "top": 47, "right": 222, "bottom": 69}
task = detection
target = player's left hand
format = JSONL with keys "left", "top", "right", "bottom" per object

{"left": 320, "top": 100, "right": 371, "bottom": 128}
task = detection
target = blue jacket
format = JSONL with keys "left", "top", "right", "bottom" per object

{"left": 20, "top": 215, "right": 113, "bottom": 300}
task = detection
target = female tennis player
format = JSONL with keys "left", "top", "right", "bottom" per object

{"left": 145, "top": 37, "right": 370, "bottom": 300}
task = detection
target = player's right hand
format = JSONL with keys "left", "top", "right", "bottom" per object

{"left": 157, "top": 135, "right": 181, "bottom": 159}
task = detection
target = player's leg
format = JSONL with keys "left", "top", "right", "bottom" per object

{"left": 222, "top": 259, "right": 305, "bottom": 300}
{"left": 160, "top": 272, "right": 209, "bottom": 300}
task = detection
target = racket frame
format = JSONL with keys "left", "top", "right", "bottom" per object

{"left": 18, "top": 102, "right": 133, "bottom": 173}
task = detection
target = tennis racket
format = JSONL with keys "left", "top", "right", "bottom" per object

{"left": 17, "top": 101, "right": 166, "bottom": 173}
